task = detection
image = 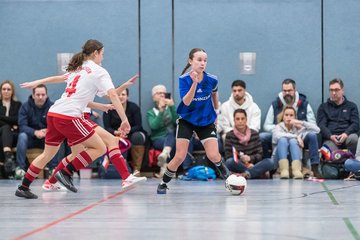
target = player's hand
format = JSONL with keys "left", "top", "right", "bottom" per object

{"left": 101, "top": 104, "right": 114, "bottom": 113}
{"left": 122, "top": 74, "right": 139, "bottom": 88}
{"left": 20, "top": 81, "right": 39, "bottom": 89}
{"left": 119, "top": 119, "right": 131, "bottom": 135}
{"left": 190, "top": 70, "right": 200, "bottom": 83}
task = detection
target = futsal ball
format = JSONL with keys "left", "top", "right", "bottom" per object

{"left": 225, "top": 174, "right": 247, "bottom": 195}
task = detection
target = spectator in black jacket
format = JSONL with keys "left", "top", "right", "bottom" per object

{"left": 317, "top": 78, "right": 359, "bottom": 154}
{"left": 15, "top": 84, "right": 62, "bottom": 178}
{"left": 103, "top": 88, "right": 147, "bottom": 177}
{"left": 0, "top": 80, "right": 21, "bottom": 177}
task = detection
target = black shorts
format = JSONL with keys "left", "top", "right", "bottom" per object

{"left": 176, "top": 118, "right": 218, "bottom": 142}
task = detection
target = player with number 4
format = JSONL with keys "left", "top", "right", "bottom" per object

{"left": 15, "top": 39, "right": 131, "bottom": 199}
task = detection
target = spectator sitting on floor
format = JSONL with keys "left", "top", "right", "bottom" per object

{"left": 272, "top": 106, "right": 320, "bottom": 179}
{"left": 224, "top": 109, "right": 274, "bottom": 179}
{"left": 317, "top": 78, "right": 359, "bottom": 154}
{"left": 261, "top": 78, "right": 322, "bottom": 177}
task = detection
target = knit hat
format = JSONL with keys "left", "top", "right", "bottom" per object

{"left": 152, "top": 84, "right": 166, "bottom": 96}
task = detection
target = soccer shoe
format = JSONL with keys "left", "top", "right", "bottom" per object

{"left": 15, "top": 188, "right": 38, "bottom": 199}
{"left": 216, "top": 161, "right": 230, "bottom": 179}
{"left": 55, "top": 170, "right": 78, "bottom": 193}
{"left": 42, "top": 180, "right": 67, "bottom": 192}
{"left": 121, "top": 174, "right": 147, "bottom": 190}
{"left": 157, "top": 183, "right": 168, "bottom": 194}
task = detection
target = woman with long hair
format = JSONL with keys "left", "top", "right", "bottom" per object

{"left": 0, "top": 80, "right": 21, "bottom": 177}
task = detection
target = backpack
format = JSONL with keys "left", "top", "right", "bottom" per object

{"left": 181, "top": 165, "right": 216, "bottom": 181}
{"left": 320, "top": 144, "right": 355, "bottom": 164}
{"left": 319, "top": 144, "right": 353, "bottom": 179}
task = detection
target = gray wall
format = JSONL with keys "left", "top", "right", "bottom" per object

{"left": 1, "top": 0, "right": 360, "bottom": 132}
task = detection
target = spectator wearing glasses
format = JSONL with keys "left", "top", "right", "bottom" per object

{"left": 147, "top": 85, "right": 177, "bottom": 177}
{"left": 317, "top": 78, "right": 359, "bottom": 154}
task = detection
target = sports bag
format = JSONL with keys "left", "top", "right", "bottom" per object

{"left": 319, "top": 144, "right": 354, "bottom": 164}
{"left": 319, "top": 144, "right": 353, "bottom": 179}
{"left": 181, "top": 165, "right": 216, "bottom": 181}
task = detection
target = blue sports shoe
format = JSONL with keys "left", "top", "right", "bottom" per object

{"left": 157, "top": 183, "right": 168, "bottom": 194}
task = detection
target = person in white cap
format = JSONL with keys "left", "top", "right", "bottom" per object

{"left": 147, "top": 84, "right": 177, "bottom": 177}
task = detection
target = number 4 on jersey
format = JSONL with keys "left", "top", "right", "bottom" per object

{"left": 65, "top": 75, "right": 80, "bottom": 97}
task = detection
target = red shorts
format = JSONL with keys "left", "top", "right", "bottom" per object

{"left": 82, "top": 112, "right": 98, "bottom": 129}
{"left": 45, "top": 114, "right": 95, "bottom": 147}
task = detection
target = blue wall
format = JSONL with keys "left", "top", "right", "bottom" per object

{"left": 0, "top": 0, "right": 359, "bottom": 131}
{"left": 323, "top": 0, "right": 360, "bottom": 103}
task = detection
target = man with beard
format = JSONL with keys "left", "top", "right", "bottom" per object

{"left": 261, "top": 78, "right": 322, "bottom": 178}
{"left": 218, "top": 80, "right": 261, "bottom": 143}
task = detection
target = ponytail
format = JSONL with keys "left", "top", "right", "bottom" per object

{"left": 181, "top": 63, "right": 191, "bottom": 75}
{"left": 66, "top": 39, "right": 104, "bottom": 72}
{"left": 66, "top": 52, "right": 84, "bottom": 72}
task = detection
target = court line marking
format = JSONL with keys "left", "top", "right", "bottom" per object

{"left": 321, "top": 182, "right": 360, "bottom": 240}
{"left": 321, "top": 182, "right": 339, "bottom": 205}
{"left": 13, "top": 186, "right": 135, "bottom": 240}
{"left": 344, "top": 218, "right": 360, "bottom": 240}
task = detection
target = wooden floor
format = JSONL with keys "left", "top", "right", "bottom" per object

{"left": 2, "top": 177, "right": 360, "bottom": 240}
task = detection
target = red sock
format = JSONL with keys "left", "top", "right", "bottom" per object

{"left": 69, "top": 151, "right": 93, "bottom": 172}
{"left": 48, "top": 157, "right": 70, "bottom": 184}
{"left": 108, "top": 148, "right": 130, "bottom": 180}
{"left": 21, "top": 164, "right": 42, "bottom": 189}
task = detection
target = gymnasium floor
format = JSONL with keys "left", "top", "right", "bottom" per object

{"left": 1, "top": 177, "right": 360, "bottom": 240}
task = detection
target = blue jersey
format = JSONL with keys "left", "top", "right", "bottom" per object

{"left": 177, "top": 71, "right": 218, "bottom": 126}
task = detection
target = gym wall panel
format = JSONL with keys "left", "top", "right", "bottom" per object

{"left": 323, "top": 0, "right": 360, "bottom": 109}
{"left": 2, "top": 0, "right": 360, "bottom": 132}
{"left": 0, "top": 0, "right": 139, "bottom": 106}
{"left": 140, "top": 0, "right": 173, "bottom": 130}
{"left": 174, "top": 0, "right": 322, "bottom": 129}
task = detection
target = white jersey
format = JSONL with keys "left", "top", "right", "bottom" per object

{"left": 49, "top": 60, "right": 114, "bottom": 118}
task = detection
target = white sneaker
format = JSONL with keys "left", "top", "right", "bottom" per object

{"left": 42, "top": 179, "right": 67, "bottom": 192}
{"left": 121, "top": 174, "right": 147, "bottom": 190}
{"left": 157, "top": 151, "right": 169, "bottom": 167}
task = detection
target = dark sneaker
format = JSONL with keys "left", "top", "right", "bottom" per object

{"left": 157, "top": 183, "right": 168, "bottom": 194}
{"left": 15, "top": 188, "right": 38, "bottom": 199}
{"left": 216, "top": 161, "right": 230, "bottom": 179}
{"left": 55, "top": 170, "right": 78, "bottom": 193}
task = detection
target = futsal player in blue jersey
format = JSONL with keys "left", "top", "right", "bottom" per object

{"left": 157, "top": 48, "right": 230, "bottom": 194}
